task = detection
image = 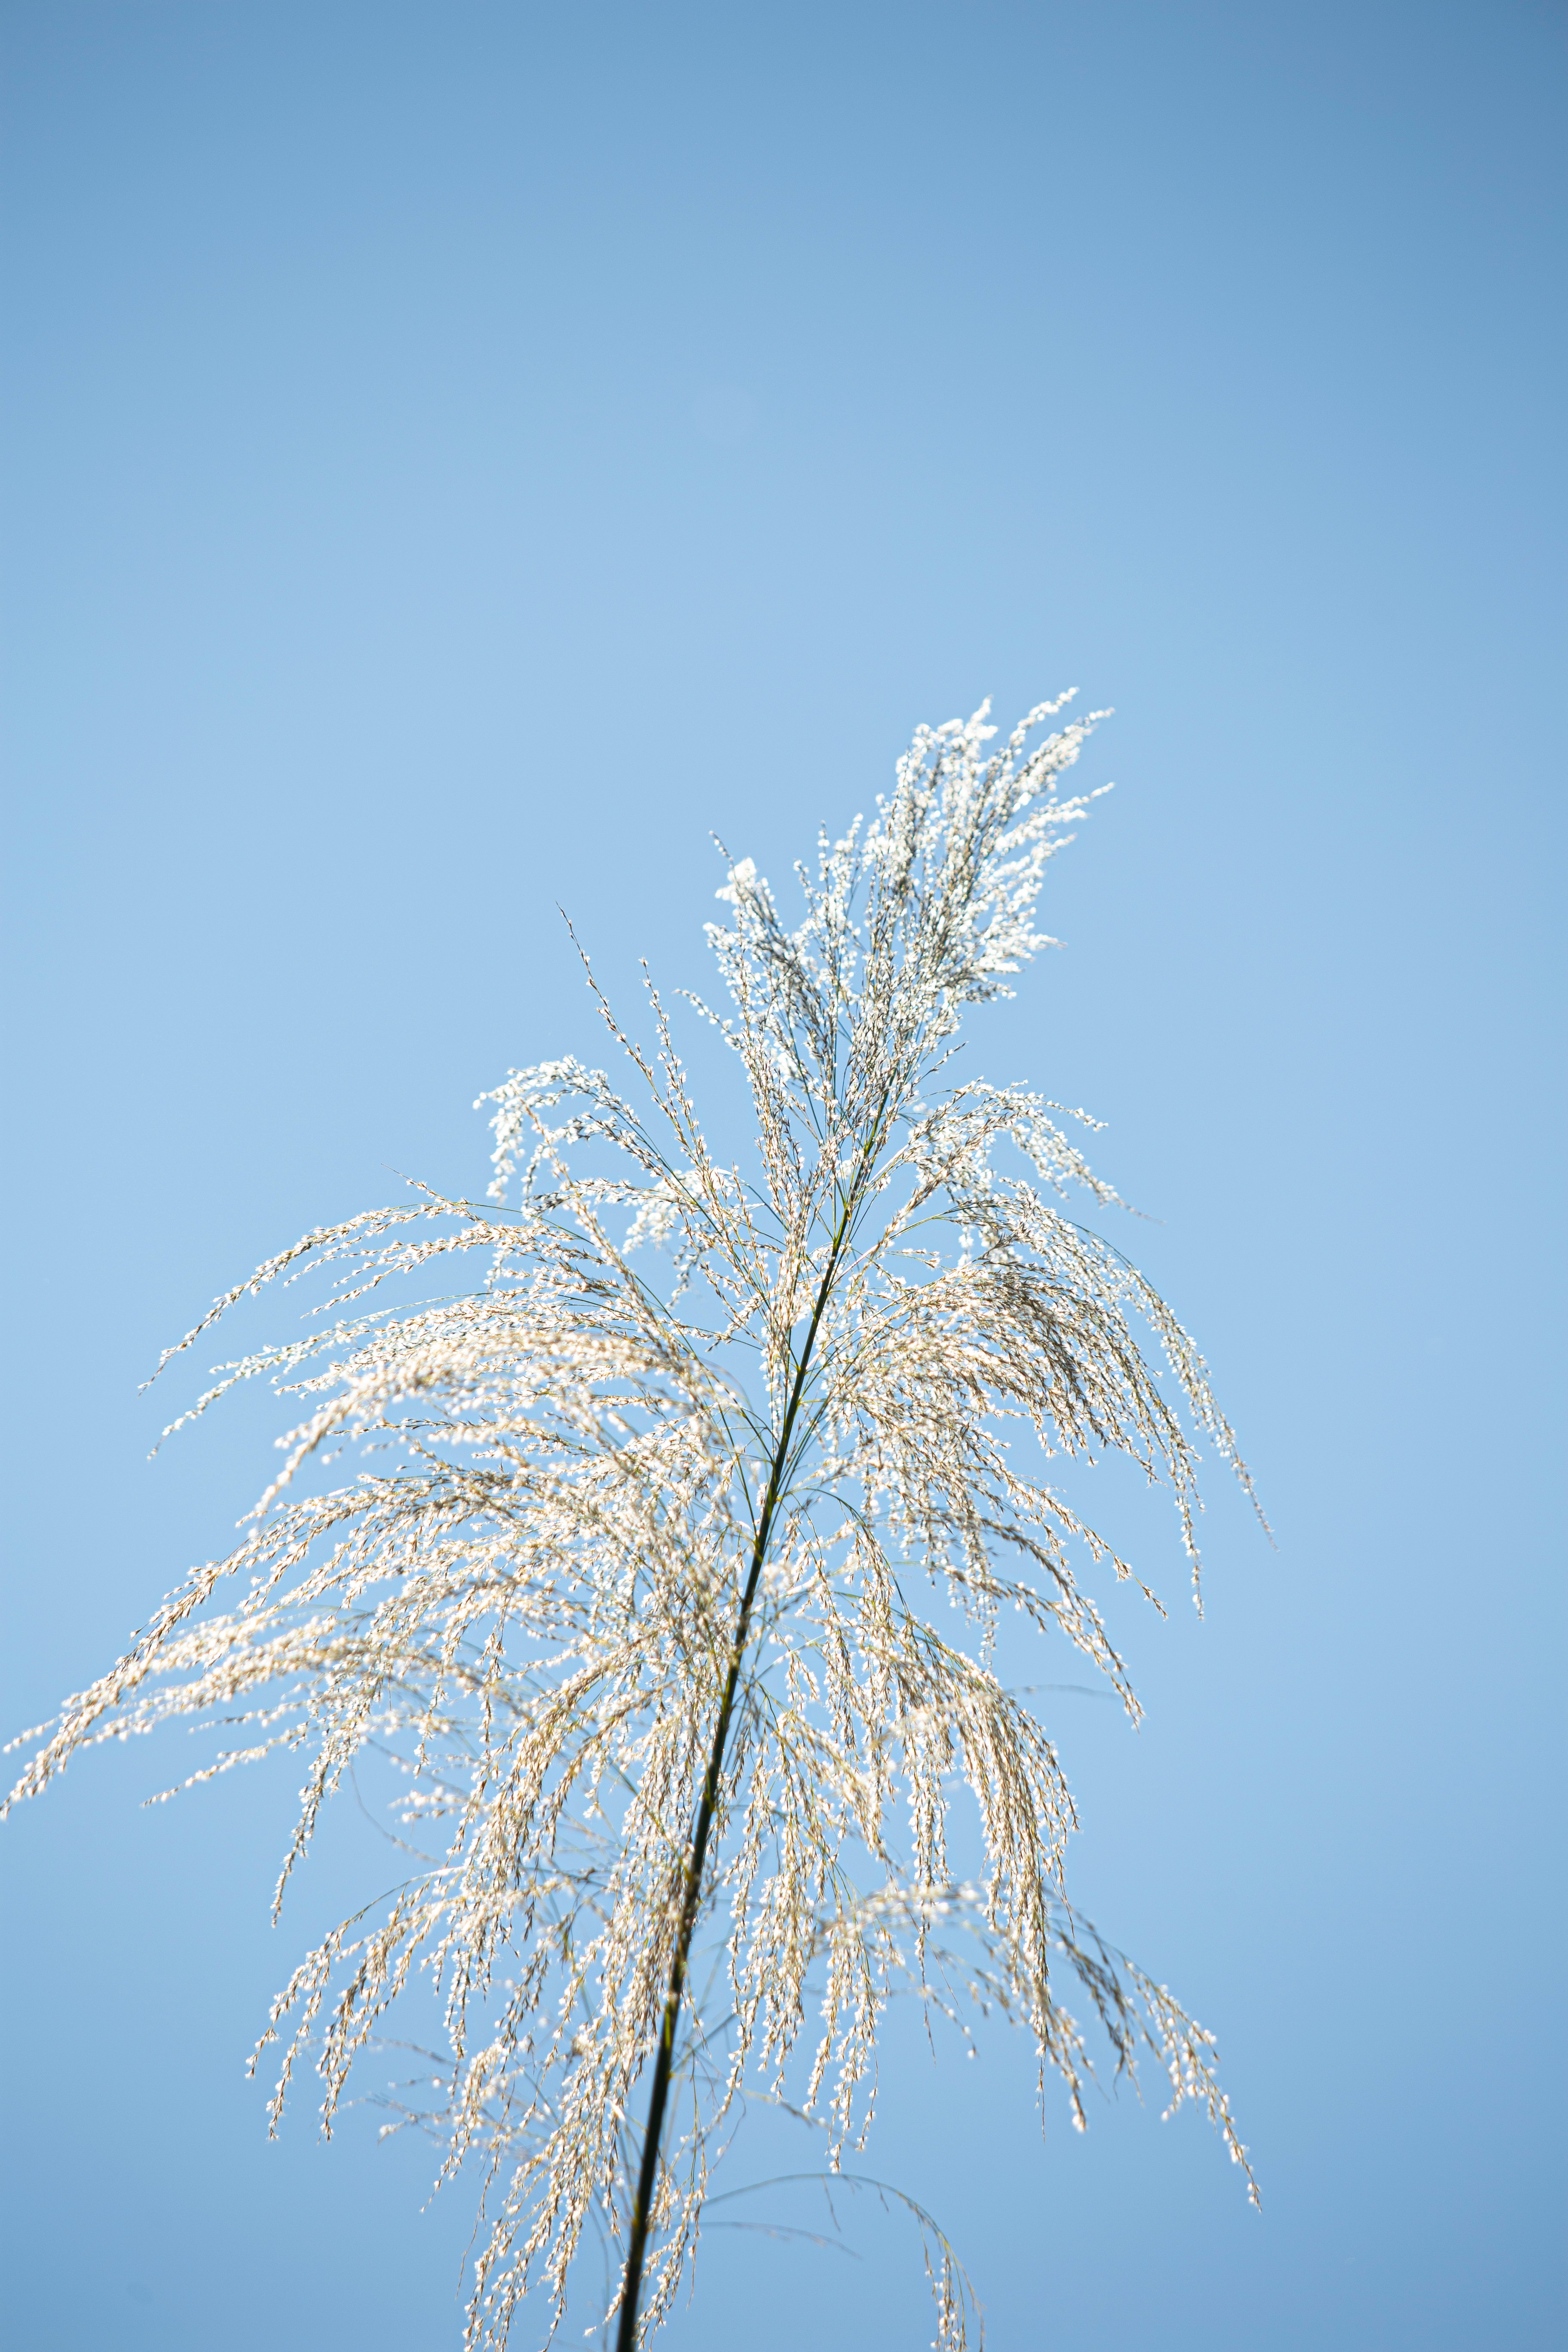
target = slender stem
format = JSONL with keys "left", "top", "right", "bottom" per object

{"left": 614, "top": 1115, "right": 884, "bottom": 2350}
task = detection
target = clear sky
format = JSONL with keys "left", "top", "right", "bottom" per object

{"left": 2, "top": 4, "right": 1563, "bottom": 2348}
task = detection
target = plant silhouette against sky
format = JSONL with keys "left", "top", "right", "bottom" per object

{"left": 6, "top": 695, "right": 1260, "bottom": 2349}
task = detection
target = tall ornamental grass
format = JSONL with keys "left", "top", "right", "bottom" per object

{"left": 6, "top": 695, "right": 1260, "bottom": 2349}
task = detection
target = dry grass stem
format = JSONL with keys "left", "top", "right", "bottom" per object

{"left": 6, "top": 697, "right": 1261, "bottom": 2349}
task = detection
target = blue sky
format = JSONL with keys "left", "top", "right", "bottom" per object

{"left": 2, "top": 5, "right": 1563, "bottom": 2348}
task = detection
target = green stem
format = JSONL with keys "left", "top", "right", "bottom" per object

{"left": 614, "top": 1117, "right": 883, "bottom": 2350}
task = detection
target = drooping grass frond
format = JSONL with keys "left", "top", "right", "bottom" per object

{"left": 6, "top": 696, "right": 1260, "bottom": 2351}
